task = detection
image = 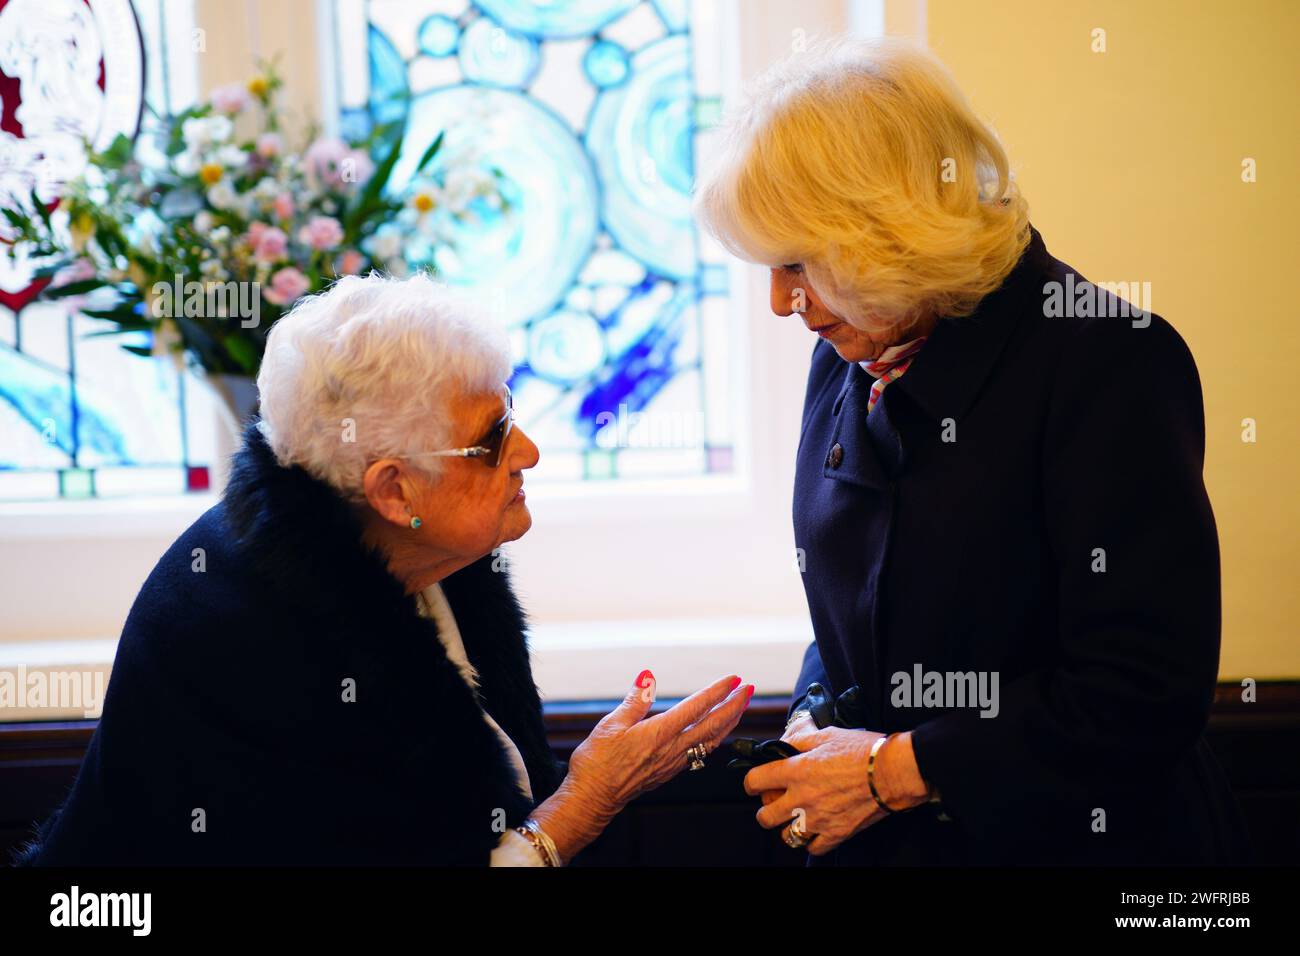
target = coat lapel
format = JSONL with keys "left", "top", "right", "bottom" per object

{"left": 893, "top": 226, "right": 1049, "bottom": 423}
{"left": 825, "top": 364, "right": 893, "bottom": 491}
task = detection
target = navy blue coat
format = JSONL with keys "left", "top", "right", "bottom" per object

{"left": 17, "top": 424, "right": 562, "bottom": 865}
{"left": 789, "top": 227, "right": 1252, "bottom": 865}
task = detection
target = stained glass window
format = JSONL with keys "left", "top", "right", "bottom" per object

{"left": 328, "top": 0, "right": 736, "bottom": 482}
{"left": 0, "top": 0, "right": 217, "bottom": 501}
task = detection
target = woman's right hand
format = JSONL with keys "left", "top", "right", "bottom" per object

{"left": 760, "top": 710, "right": 817, "bottom": 810}
{"left": 530, "top": 671, "right": 753, "bottom": 862}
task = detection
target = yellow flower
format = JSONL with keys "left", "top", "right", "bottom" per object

{"left": 69, "top": 214, "right": 94, "bottom": 253}
{"left": 412, "top": 192, "right": 436, "bottom": 214}
{"left": 199, "top": 162, "right": 224, "bottom": 185}
{"left": 247, "top": 76, "right": 269, "bottom": 98}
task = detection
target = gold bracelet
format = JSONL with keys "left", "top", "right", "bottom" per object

{"left": 514, "top": 819, "right": 561, "bottom": 867}
{"left": 786, "top": 709, "right": 813, "bottom": 733}
{"left": 866, "top": 734, "right": 900, "bottom": 814}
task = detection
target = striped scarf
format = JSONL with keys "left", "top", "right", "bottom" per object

{"left": 861, "top": 337, "right": 928, "bottom": 415}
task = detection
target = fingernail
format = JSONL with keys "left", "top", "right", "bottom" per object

{"left": 729, "top": 676, "right": 742, "bottom": 691}
{"left": 745, "top": 685, "right": 755, "bottom": 702}
{"left": 635, "top": 669, "right": 654, "bottom": 688}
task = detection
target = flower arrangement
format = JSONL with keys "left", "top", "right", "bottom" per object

{"left": 0, "top": 64, "right": 507, "bottom": 380}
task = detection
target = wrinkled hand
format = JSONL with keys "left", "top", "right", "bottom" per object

{"left": 758, "top": 711, "right": 817, "bottom": 811}
{"left": 565, "top": 671, "right": 753, "bottom": 824}
{"left": 746, "top": 726, "right": 912, "bottom": 856}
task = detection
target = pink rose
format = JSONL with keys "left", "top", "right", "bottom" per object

{"left": 247, "top": 224, "right": 288, "bottom": 263}
{"left": 304, "top": 137, "right": 349, "bottom": 187}
{"left": 337, "top": 249, "right": 365, "bottom": 275}
{"left": 304, "top": 138, "right": 374, "bottom": 188}
{"left": 273, "top": 192, "right": 294, "bottom": 221}
{"left": 341, "top": 148, "right": 374, "bottom": 187}
{"left": 256, "top": 132, "right": 283, "bottom": 158}
{"left": 263, "top": 267, "right": 310, "bottom": 306}
{"left": 210, "top": 84, "right": 250, "bottom": 115}
{"left": 298, "top": 215, "right": 344, "bottom": 251}
{"left": 53, "top": 257, "right": 98, "bottom": 287}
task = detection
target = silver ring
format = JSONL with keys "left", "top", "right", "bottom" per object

{"left": 686, "top": 743, "right": 708, "bottom": 771}
{"left": 783, "top": 827, "right": 808, "bottom": 849}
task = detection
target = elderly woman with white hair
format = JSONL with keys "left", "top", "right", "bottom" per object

{"left": 17, "top": 273, "right": 752, "bottom": 866}
{"left": 696, "top": 38, "right": 1250, "bottom": 865}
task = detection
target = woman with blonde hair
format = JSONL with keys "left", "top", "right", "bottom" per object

{"left": 697, "top": 37, "right": 1250, "bottom": 865}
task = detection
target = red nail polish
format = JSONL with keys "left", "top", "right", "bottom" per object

{"left": 635, "top": 669, "right": 654, "bottom": 688}
{"left": 729, "top": 676, "right": 742, "bottom": 691}
{"left": 745, "top": 685, "right": 755, "bottom": 702}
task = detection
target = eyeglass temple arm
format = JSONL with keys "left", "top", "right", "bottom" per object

{"left": 407, "top": 446, "right": 491, "bottom": 459}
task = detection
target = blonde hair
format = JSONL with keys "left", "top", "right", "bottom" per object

{"left": 695, "top": 36, "right": 1030, "bottom": 330}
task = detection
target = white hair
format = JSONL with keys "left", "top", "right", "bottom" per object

{"left": 256, "top": 272, "right": 511, "bottom": 498}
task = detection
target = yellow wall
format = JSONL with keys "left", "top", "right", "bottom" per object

{"left": 923, "top": 0, "right": 1300, "bottom": 678}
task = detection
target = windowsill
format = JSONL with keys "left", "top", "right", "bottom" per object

{"left": 0, "top": 615, "right": 813, "bottom": 721}
{"left": 0, "top": 494, "right": 220, "bottom": 540}
{"left": 528, "top": 615, "right": 812, "bottom": 700}
{"left": 0, "top": 471, "right": 754, "bottom": 540}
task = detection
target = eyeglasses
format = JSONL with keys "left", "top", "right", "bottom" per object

{"left": 403, "top": 386, "right": 514, "bottom": 468}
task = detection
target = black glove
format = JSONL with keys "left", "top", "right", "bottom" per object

{"left": 804, "top": 682, "right": 866, "bottom": 729}
{"left": 726, "top": 683, "right": 866, "bottom": 770}
{"left": 725, "top": 737, "right": 800, "bottom": 770}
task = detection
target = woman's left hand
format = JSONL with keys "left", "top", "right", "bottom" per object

{"left": 744, "top": 727, "right": 930, "bottom": 855}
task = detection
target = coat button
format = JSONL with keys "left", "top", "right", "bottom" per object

{"left": 826, "top": 443, "right": 844, "bottom": 469}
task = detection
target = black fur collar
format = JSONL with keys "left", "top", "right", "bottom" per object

{"left": 221, "top": 421, "right": 561, "bottom": 803}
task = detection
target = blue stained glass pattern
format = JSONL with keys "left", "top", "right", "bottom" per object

{"left": 336, "top": 0, "right": 733, "bottom": 480}
{"left": 584, "top": 40, "right": 630, "bottom": 87}
{"left": 458, "top": 18, "right": 540, "bottom": 88}
{"left": 391, "top": 86, "right": 601, "bottom": 326}
{"left": 652, "top": 0, "right": 690, "bottom": 32}
{"left": 0, "top": 336, "right": 130, "bottom": 465}
{"left": 0, "top": 0, "right": 214, "bottom": 501}
{"left": 473, "top": 0, "right": 640, "bottom": 39}
{"left": 586, "top": 34, "right": 695, "bottom": 280}
{"left": 368, "top": 24, "right": 410, "bottom": 125}
{"left": 417, "top": 14, "right": 461, "bottom": 56}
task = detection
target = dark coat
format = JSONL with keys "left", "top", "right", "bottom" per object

{"left": 790, "top": 226, "right": 1253, "bottom": 865}
{"left": 17, "top": 423, "right": 562, "bottom": 865}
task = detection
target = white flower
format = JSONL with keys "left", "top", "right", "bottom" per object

{"left": 216, "top": 145, "right": 248, "bottom": 169}
{"left": 182, "top": 115, "right": 234, "bottom": 152}
{"left": 200, "top": 258, "right": 229, "bottom": 280}
{"left": 363, "top": 224, "right": 404, "bottom": 262}
{"left": 180, "top": 118, "right": 206, "bottom": 151}
{"left": 173, "top": 151, "right": 200, "bottom": 177}
{"left": 209, "top": 225, "right": 232, "bottom": 244}
{"left": 442, "top": 169, "right": 479, "bottom": 212}
{"left": 207, "top": 180, "right": 239, "bottom": 210}
{"left": 253, "top": 177, "right": 281, "bottom": 203}
{"left": 194, "top": 211, "right": 215, "bottom": 233}
{"left": 208, "top": 115, "right": 235, "bottom": 143}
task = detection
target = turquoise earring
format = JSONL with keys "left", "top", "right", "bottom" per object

{"left": 409, "top": 516, "right": 422, "bottom": 530}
